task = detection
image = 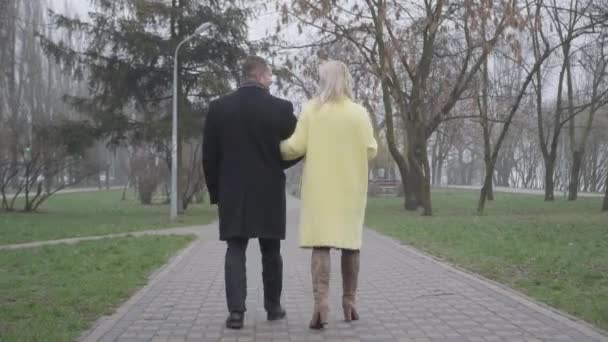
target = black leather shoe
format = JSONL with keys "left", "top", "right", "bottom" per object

{"left": 267, "top": 307, "right": 287, "bottom": 321}
{"left": 225, "top": 312, "right": 244, "bottom": 329}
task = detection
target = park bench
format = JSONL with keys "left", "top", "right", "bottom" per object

{"left": 369, "top": 179, "right": 400, "bottom": 196}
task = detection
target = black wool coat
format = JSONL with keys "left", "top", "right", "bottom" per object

{"left": 202, "top": 84, "right": 299, "bottom": 241}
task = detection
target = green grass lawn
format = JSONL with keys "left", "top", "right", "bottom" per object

{"left": 0, "top": 190, "right": 216, "bottom": 245}
{"left": 366, "top": 190, "right": 608, "bottom": 331}
{"left": 0, "top": 235, "right": 194, "bottom": 342}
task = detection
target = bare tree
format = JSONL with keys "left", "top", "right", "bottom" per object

{"left": 587, "top": 121, "right": 608, "bottom": 193}
{"left": 511, "top": 119, "right": 542, "bottom": 189}
{"left": 533, "top": 0, "right": 596, "bottom": 201}
{"left": 430, "top": 125, "right": 457, "bottom": 186}
{"left": 1, "top": 0, "right": 20, "bottom": 169}
{"left": 0, "top": 0, "right": 9, "bottom": 130}
{"left": 131, "top": 145, "right": 165, "bottom": 205}
{"left": 277, "top": 0, "right": 532, "bottom": 215}
{"left": 447, "top": 123, "right": 481, "bottom": 186}
{"left": 478, "top": 24, "right": 553, "bottom": 213}
{"left": 0, "top": 158, "right": 19, "bottom": 210}
{"left": 566, "top": 34, "right": 608, "bottom": 200}
{"left": 476, "top": 0, "right": 608, "bottom": 212}
{"left": 0, "top": 0, "right": 103, "bottom": 212}
{"left": 476, "top": 40, "right": 528, "bottom": 199}
{"left": 181, "top": 141, "right": 206, "bottom": 210}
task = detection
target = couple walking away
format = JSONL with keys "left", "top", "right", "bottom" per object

{"left": 202, "top": 56, "right": 378, "bottom": 330}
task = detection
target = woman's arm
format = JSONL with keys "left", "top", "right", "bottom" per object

{"left": 364, "top": 112, "right": 378, "bottom": 160}
{"left": 280, "top": 109, "right": 310, "bottom": 160}
{"left": 278, "top": 100, "right": 303, "bottom": 168}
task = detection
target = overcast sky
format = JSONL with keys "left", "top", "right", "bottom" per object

{"left": 50, "top": 0, "right": 90, "bottom": 16}
{"left": 48, "top": 0, "right": 569, "bottom": 102}
{"left": 49, "top": 0, "right": 275, "bottom": 41}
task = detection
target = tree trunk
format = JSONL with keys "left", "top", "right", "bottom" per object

{"left": 479, "top": 50, "right": 494, "bottom": 202}
{"left": 393, "top": 135, "right": 432, "bottom": 213}
{"left": 417, "top": 141, "right": 433, "bottom": 216}
{"left": 24, "top": 161, "right": 31, "bottom": 211}
{"left": 377, "top": 74, "right": 413, "bottom": 211}
{"left": 567, "top": 43, "right": 605, "bottom": 198}
{"left": 544, "top": 156, "right": 556, "bottom": 201}
{"left": 487, "top": 179, "right": 494, "bottom": 201}
{"left": 524, "top": 157, "right": 538, "bottom": 189}
{"left": 7, "top": 0, "right": 19, "bottom": 178}
{"left": 403, "top": 167, "right": 420, "bottom": 210}
{"left": 404, "top": 126, "right": 432, "bottom": 215}
{"left": 431, "top": 140, "right": 439, "bottom": 186}
{"left": 436, "top": 158, "right": 444, "bottom": 187}
{"left": 591, "top": 147, "right": 598, "bottom": 192}
{"left": 478, "top": 160, "right": 496, "bottom": 214}
{"left": 582, "top": 157, "right": 590, "bottom": 193}
{"left": 536, "top": 25, "right": 569, "bottom": 204}
{"left": 603, "top": 176, "right": 608, "bottom": 212}
{"left": 121, "top": 181, "right": 129, "bottom": 200}
{"left": 370, "top": 4, "right": 433, "bottom": 215}
{"left": 568, "top": 149, "right": 583, "bottom": 200}
{"left": 483, "top": 157, "right": 495, "bottom": 201}
{"left": 105, "top": 165, "right": 110, "bottom": 190}
{"left": 480, "top": 158, "right": 495, "bottom": 200}
{"left": 495, "top": 163, "right": 511, "bottom": 187}
{"left": 482, "top": 151, "right": 495, "bottom": 202}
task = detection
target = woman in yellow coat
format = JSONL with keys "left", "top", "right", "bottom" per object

{"left": 280, "top": 60, "right": 378, "bottom": 329}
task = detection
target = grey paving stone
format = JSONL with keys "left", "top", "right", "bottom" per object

{"left": 81, "top": 197, "right": 608, "bottom": 342}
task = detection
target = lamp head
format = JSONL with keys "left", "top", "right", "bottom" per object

{"left": 194, "top": 23, "right": 214, "bottom": 37}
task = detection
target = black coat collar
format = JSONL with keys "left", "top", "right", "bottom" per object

{"left": 238, "top": 81, "right": 269, "bottom": 92}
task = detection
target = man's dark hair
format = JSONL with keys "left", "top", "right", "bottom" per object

{"left": 242, "top": 56, "right": 270, "bottom": 81}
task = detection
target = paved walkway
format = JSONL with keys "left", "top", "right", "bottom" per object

{"left": 81, "top": 197, "right": 607, "bottom": 342}
{"left": 5, "top": 186, "right": 124, "bottom": 199}
{"left": 0, "top": 226, "right": 205, "bottom": 251}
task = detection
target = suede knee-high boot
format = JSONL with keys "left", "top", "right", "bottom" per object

{"left": 341, "top": 249, "right": 360, "bottom": 322}
{"left": 310, "top": 247, "right": 331, "bottom": 329}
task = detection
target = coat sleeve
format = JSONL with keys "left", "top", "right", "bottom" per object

{"left": 364, "top": 111, "right": 378, "bottom": 161}
{"left": 279, "top": 101, "right": 303, "bottom": 168}
{"left": 202, "top": 101, "right": 220, "bottom": 204}
{"left": 280, "top": 105, "right": 310, "bottom": 161}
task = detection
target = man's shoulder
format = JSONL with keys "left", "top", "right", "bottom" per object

{"left": 211, "top": 90, "right": 239, "bottom": 107}
{"left": 211, "top": 89, "right": 293, "bottom": 113}
{"left": 268, "top": 94, "right": 293, "bottom": 109}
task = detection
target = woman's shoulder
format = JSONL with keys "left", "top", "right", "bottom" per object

{"left": 302, "top": 98, "right": 320, "bottom": 112}
{"left": 347, "top": 100, "right": 367, "bottom": 113}
{"left": 302, "top": 98, "right": 366, "bottom": 118}
{"left": 342, "top": 100, "right": 369, "bottom": 120}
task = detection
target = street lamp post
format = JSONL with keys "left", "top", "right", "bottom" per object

{"left": 171, "top": 23, "right": 214, "bottom": 220}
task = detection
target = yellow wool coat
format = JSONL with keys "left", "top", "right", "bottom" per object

{"left": 280, "top": 97, "right": 378, "bottom": 250}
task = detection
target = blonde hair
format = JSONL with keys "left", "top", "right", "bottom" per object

{"left": 317, "top": 60, "right": 353, "bottom": 104}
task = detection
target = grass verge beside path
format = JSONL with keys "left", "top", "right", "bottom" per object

{"left": 0, "top": 235, "right": 194, "bottom": 342}
{"left": 0, "top": 190, "right": 216, "bottom": 245}
{"left": 365, "top": 190, "right": 608, "bottom": 331}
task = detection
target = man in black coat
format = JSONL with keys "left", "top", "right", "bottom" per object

{"left": 202, "top": 56, "right": 299, "bottom": 329}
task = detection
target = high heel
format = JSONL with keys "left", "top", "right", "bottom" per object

{"left": 342, "top": 305, "right": 359, "bottom": 322}
{"left": 309, "top": 308, "right": 329, "bottom": 329}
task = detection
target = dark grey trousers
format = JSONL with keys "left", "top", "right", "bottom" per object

{"left": 225, "top": 238, "right": 283, "bottom": 313}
